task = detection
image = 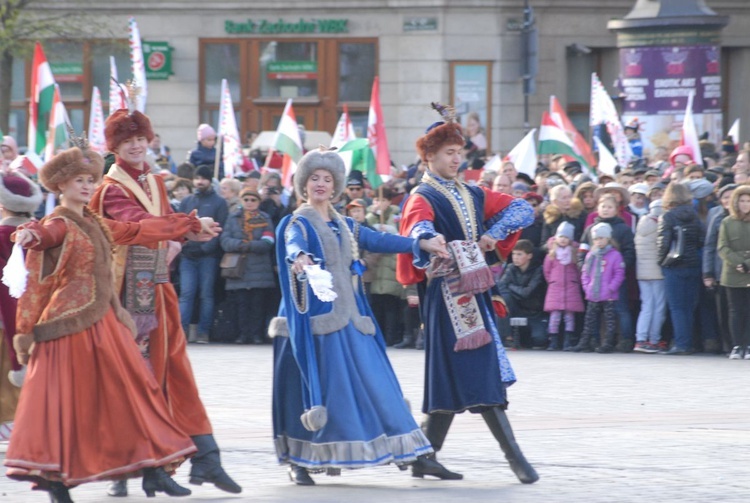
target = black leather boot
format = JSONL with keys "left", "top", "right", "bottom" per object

{"left": 562, "top": 332, "right": 576, "bottom": 351}
{"left": 189, "top": 434, "right": 242, "bottom": 494}
{"left": 546, "top": 335, "right": 560, "bottom": 351}
{"left": 571, "top": 333, "right": 593, "bottom": 353}
{"left": 288, "top": 465, "right": 315, "bottom": 485}
{"left": 412, "top": 413, "right": 463, "bottom": 480}
{"left": 142, "top": 467, "right": 191, "bottom": 497}
{"left": 394, "top": 331, "right": 415, "bottom": 349}
{"left": 48, "top": 482, "right": 74, "bottom": 503}
{"left": 596, "top": 333, "right": 616, "bottom": 354}
{"left": 106, "top": 480, "right": 127, "bottom": 497}
{"left": 415, "top": 328, "right": 425, "bottom": 350}
{"left": 481, "top": 407, "right": 539, "bottom": 484}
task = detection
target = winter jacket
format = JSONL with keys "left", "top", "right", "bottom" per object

{"left": 497, "top": 262, "right": 546, "bottom": 316}
{"left": 541, "top": 198, "right": 587, "bottom": 244}
{"left": 220, "top": 208, "right": 277, "bottom": 290}
{"left": 364, "top": 210, "right": 403, "bottom": 297}
{"left": 520, "top": 216, "right": 543, "bottom": 248}
{"left": 579, "top": 215, "right": 636, "bottom": 269}
{"left": 178, "top": 187, "right": 229, "bottom": 258}
{"left": 656, "top": 204, "right": 704, "bottom": 269}
{"left": 717, "top": 188, "right": 750, "bottom": 288}
{"left": 702, "top": 205, "right": 727, "bottom": 281}
{"left": 634, "top": 213, "right": 663, "bottom": 280}
{"left": 581, "top": 247, "right": 625, "bottom": 302}
{"left": 542, "top": 247, "right": 585, "bottom": 312}
{"left": 189, "top": 142, "right": 224, "bottom": 178}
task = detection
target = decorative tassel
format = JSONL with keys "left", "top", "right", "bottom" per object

{"left": 456, "top": 266, "right": 495, "bottom": 296}
{"left": 454, "top": 330, "right": 492, "bottom": 351}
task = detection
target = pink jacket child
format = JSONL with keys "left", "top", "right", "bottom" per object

{"left": 581, "top": 242, "right": 625, "bottom": 302}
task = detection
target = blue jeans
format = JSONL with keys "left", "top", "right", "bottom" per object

{"left": 662, "top": 267, "right": 701, "bottom": 351}
{"left": 636, "top": 279, "right": 666, "bottom": 344}
{"left": 179, "top": 256, "right": 219, "bottom": 335}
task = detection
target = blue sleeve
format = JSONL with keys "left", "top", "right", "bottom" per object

{"left": 355, "top": 220, "right": 430, "bottom": 269}
{"left": 485, "top": 199, "right": 535, "bottom": 241}
{"left": 284, "top": 218, "right": 321, "bottom": 266}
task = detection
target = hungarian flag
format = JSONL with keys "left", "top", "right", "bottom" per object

{"left": 28, "top": 42, "right": 56, "bottom": 156}
{"left": 267, "top": 98, "right": 303, "bottom": 188}
{"left": 217, "top": 78, "right": 243, "bottom": 178}
{"left": 338, "top": 138, "right": 381, "bottom": 189}
{"left": 550, "top": 95, "right": 596, "bottom": 168}
{"left": 330, "top": 104, "right": 357, "bottom": 149}
{"left": 539, "top": 111, "right": 587, "bottom": 165}
{"left": 129, "top": 17, "right": 147, "bottom": 112}
{"left": 367, "top": 76, "right": 391, "bottom": 177}
{"left": 44, "top": 85, "right": 69, "bottom": 160}
{"left": 504, "top": 128, "right": 538, "bottom": 178}
{"left": 88, "top": 86, "right": 106, "bottom": 153}
{"left": 109, "top": 56, "right": 128, "bottom": 116}
{"left": 680, "top": 90, "right": 702, "bottom": 164}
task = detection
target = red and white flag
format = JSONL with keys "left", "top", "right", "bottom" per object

{"left": 367, "top": 77, "right": 391, "bottom": 177}
{"left": 331, "top": 104, "right": 357, "bottom": 149}
{"left": 590, "top": 73, "right": 632, "bottom": 167}
{"left": 550, "top": 95, "right": 596, "bottom": 168}
{"left": 128, "top": 17, "right": 147, "bottom": 112}
{"left": 217, "top": 79, "right": 243, "bottom": 178}
{"left": 28, "top": 42, "right": 56, "bottom": 157}
{"left": 504, "top": 128, "right": 537, "bottom": 178}
{"left": 109, "top": 56, "right": 127, "bottom": 116}
{"left": 267, "top": 99, "right": 303, "bottom": 188}
{"left": 681, "top": 90, "right": 702, "bottom": 164}
{"left": 88, "top": 86, "right": 106, "bottom": 154}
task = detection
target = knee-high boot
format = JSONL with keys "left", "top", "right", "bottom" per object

{"left": 411, "top": 413, "right": 463, "bottom": 480}
{"left": 189, "top": 434, "right": 242, "bottom": 494}
{"left": 481, "top": 407, "right": 539, "bottom": 484}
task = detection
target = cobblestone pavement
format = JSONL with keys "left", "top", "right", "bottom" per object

{"left": 1, "top": 345, "right": 749, "bottom": 502}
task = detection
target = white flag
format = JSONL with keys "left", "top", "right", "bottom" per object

{"left": 594, "top": 136, "right": 617, "bottom": 178}
{"left": 590, "top": 73, "right": 632, "bottom": 166}
{"left": 682, "top": 90, "right": 702, "bottom": 165}
{"left": 331, "top": 104, "right": 357, "bottom": 149}
{"left": 88, "top": 86, "right": 106, "bottom": 153}
{"left": 128, "top": 17, "right": 147, "bottom": 113}
{"left": 217, "top": 79, "right": 243, "bottom": 178}
{"left": 504, "top": 128, "right": 537, "bottom": 178}
{"left": 109, "top": 56, "right": 127, "bottom": 116}
{"left": 728, "top": 118, "right": 740, "bottom": 148}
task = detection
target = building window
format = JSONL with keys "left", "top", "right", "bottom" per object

{"left": 259, "top": 41, "right": 318, "bottom": 99}
{"left": 338, "top": 43, "right": 375, "bottom": 102}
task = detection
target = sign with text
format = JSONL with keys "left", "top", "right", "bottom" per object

{"left": 143, "top": 41, "right": 174, "bottom": 80}
{"left": 620, "top": 45, "right": 721, "bottom": 115}
{"left": 267, "top": 61, "right": 318, "bottom": 80}
{"left": 226, "top": 18, "right": 348, "bottom": 35}
{"left": 403, "top": 17, "right": 438, "bottom": 32}
{"left": 50, "top": 62, "right": 83, "bottom": 83}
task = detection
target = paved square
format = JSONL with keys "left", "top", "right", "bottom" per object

{"left": 1, "top": 345, "right": 749, "bottom": 502}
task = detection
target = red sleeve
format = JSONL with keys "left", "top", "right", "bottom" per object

{"left": 20, "top": 219, "right": 67, "bottom": 250}
{"left": 396, "top": 194, "right": 434, "bottom": 285}
{"left": 101, "top": 185, "right": 154, "bottom": 223}
{"left": 105, "top": 214, "right": 202, "bottom": 247}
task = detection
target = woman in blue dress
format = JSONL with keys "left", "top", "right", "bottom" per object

{"left": 270, "top": 149, "right": 452, "bottom": 485}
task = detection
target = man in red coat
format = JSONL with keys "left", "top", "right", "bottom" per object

{"left": 397, "top": 104, "right": 539, "bottom": 484}
{"left": 0, "top": 172, "right": 42, "bottom": 434}
{"left": 90, "top": 109, "right": 240, "bottom": 497}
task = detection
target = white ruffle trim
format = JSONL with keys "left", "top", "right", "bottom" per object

{"left": 275, "top": 429, "right": 434, "bottom": 470}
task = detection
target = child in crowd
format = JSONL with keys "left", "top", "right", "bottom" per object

{"left": 497, "top": 239, "right": 548, "bottom": 349}
{"left": 634, "top": 199, "right": 666, "bottom": 353}
{"left": 573, "top": 223, "right": 625, "bottom": 353}
{"left": 543, "top": 222, "right": 584, "bottom": 350}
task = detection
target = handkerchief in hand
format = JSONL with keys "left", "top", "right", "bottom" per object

{"left": 303, "top": 264, "right": 338, "bottom": 302}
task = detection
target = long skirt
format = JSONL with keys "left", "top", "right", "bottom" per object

{"left": 272, "top": 323, "right": 433, "bottom": 471}
{"left": 4, "top": 308, "right": 196, "bottom": 486}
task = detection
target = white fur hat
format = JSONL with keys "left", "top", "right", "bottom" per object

{"left": 294, "top": 148, "right": 346, "bottom": 200}
{"left": 0, "top": 172, "right": 43, "bottom": 214}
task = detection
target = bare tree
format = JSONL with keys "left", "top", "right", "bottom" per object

{"left": 0, "top": 0, "right": 115, "bottom": 134}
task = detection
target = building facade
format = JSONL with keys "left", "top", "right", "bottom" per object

{"left": 11, "top": 0, "right": 750, "bottom": 167}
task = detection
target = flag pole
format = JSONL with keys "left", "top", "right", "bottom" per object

{"left": 214, "top": 134, "right": 223, "bottom": 180}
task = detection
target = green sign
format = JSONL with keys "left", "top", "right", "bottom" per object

{"left": 49, "top": 62, "right": 83, "bottom": 75}
{"left": 403, "top": 17, "right": 438, "bottom": 32}
{"left": 142, "top": 41, "right": 174, "bottom": 80}
{"left": 267, "top": 61, "right": 318, "bottom": 80}
{"left": 225, "top": 18, "right": 348, "bottom": 35}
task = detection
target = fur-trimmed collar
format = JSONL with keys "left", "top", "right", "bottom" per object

{"left": 543, "top": 197, "right": 584, "bottom": 225}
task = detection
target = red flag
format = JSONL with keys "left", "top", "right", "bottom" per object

{"left": 367, "top": 77, "right": 391, "bottom": 176}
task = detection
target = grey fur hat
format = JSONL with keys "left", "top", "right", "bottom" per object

{"left": 0, "top": 172, "right": 43, "bottom": 214}
{"left": 294, "top": 148, "right": 346, "bottom": 200}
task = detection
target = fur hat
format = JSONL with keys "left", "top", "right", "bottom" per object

{"left": 0, "top": 172, "right": 43, "bottom": 213}
{"left": 104, "top": 109, "right": 155, "bottom": 152}
{"left": 39, "top": 147, "right": 104, "bottom": 194}
{"left": 416, "top": 102, "right": 465, "bottom": 162}
{"left": 197, "top": 123, "right": 216, "bottom": 142}
{"left": 294, "top": 148, "right": 346, "bottom": 200}
{"left": 555, "top": 221, "right": 575, "bottom": 241}
{"left": 591, "top": 222, "right": 612, "bottom": 240}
